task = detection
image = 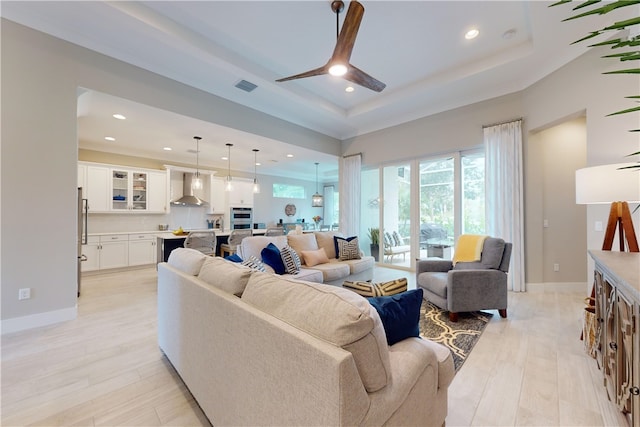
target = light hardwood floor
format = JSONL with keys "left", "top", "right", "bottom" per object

{"left": 1, "top": 266, "right": 628, "bottom": 426}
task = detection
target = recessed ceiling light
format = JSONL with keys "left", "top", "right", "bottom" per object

{"left": 222, "top": 156, "right": 228, "bottom": 161}
{"left": 345, "top": 86, "right": 355, "bottom": 93}
{"left": 112, "top": 113, "right": 126, "bottom": 120}
{"left": 286, "top": 154, "right": 294, "bottom": 158}
{"left": 163, "top": 147, "right": 172, "bottom": 151}
{"left": 465, "top": 28, "right": 479, "bottom": 40}
{"left": 256, "top": 162, "right": 261, "bottom": 166}
{"left": 104, "top": 136, "right": 115, "bottom": 141}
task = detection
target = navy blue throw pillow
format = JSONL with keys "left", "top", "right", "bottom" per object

{"left": 368, "top": 288, "right": 423, "bottom": 346}
{"left": 224, "top": 253, "right": 243, "bottom": 263}
{"left": 333, "top": 235, "right": 358, "bottom": 259}
{"left": 261, "top": 243, "right": 286, "bottom": 275}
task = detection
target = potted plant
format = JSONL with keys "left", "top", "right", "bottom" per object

{"left": 367, "top": 227, "right": 380, "bottom": 261}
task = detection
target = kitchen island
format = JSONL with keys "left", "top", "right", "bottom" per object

{"left": 156, "top": 229, "right": 267, "bottom": 262}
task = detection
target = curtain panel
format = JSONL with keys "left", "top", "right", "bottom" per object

{"left": 484, "top": 120, "right": 526, "bottom": 292}
{"left": 339, "top": 154, "right": 361, "bottom": 237}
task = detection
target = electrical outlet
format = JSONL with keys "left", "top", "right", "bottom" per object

{"left": 553, "top": 263, "right": 560, "bottom": 272}
{"left": 595, "top": 221, "right": 603, "bottom": 232}
{"left": 18, "top": 288, "right": 31, "bottom": 300}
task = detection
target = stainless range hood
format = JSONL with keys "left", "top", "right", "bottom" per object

{"left": 171, "top": 173, "right": 208, "bottom": 206}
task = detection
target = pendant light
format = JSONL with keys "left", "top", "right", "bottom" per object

{"left": 225, "top": 143, "right": 233, "bottom": 192}
{"left": 192, "top": 136, "right": 203, "bottom": 190}
{"left": 312, "top": 162, "right": 323, "bottom": 207}
{"left": 252, "top": 148, "right": 260, "bottom": 194}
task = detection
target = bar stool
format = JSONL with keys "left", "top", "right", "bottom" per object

{"left": 219, "top": 229, "right": 252, "bottom": 257}
{"left": 184, "top": 231, "right": 216, "bottom": 256}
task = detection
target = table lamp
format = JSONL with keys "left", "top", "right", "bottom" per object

{"left": 576, "top": 163, "right": 640, "bottom": 252}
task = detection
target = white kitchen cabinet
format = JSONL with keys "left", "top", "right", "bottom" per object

{"left": 86, "top": 165, "right": 110, "bottom": 212}
{"left": 81, "top": 236, "right": 100, "bottom": 272}
{"left": 128, "top": 234, "right": 157, "bottom": 266}
{"left": 112, "top": 169, "right": 149, "bottom": 212}
{"left": 97, "top": 234, "right": 129, "bottom": 270}
{"left": 147, "top": 170, "right": 168, "bottom": 213}
{"left": 227, "top": 180, "right": 254, "bottom": 207}
{"left": 81, "top": 234, "right": 128, "bottom": 271}
{"left": 207, "top": 177, "right": 226, "bottom": 214}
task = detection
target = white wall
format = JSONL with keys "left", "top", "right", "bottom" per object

{"left": 0, "top": 19, "right": 338, "bottom": 331}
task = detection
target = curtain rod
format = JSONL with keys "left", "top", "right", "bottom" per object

{"left": 343, "top": 152, "right": 362, "bottom": 158}
{"left": 482, "top": 117, "right": 523, "bottom": 129}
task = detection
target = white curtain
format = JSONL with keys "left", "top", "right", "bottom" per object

{"left": 339, "top": 154, "right": 361, "bottom": 237}
{"left": 484, "top": 120, "right": 525, "bottom": 292}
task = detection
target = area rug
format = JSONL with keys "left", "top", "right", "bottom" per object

{"left": 419, "top": 299, "right": 492, "bottom": 372}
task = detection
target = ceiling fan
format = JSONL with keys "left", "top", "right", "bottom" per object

{"left": 276, "top": 0, "right": 386, "bottom": 92}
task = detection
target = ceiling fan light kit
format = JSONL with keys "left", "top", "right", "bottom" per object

{"left": 276, "top": 0, "right": 386, "bottom": 92}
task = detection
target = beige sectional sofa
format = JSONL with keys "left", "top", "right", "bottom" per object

{"left": 157, "top": 248, "right": 455, "bottom": 426}
{"left": 237, "top": 231, "right": 375, "bottom": 285}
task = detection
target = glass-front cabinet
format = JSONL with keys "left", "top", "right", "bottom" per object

{"left": 78, "top": 162, "right": 167, "bottom": 213}
{"left": 112, "top": 169, "right": 148, "bottom": 211}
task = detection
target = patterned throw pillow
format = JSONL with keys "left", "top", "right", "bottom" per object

{"left": 343, "top": 278, "right": 408, "bottom": 297}
{"left": 392, "top": 231, "right": 404, "bottom": 246}
{"left": 336, "top": 236, "right": 361, "bottom": 261}
{"left": 279, "top": 245, "right": 301, "bottom": 274}
{"left": 241, "top": 255, "right": 266, "bottom": 272}
{"left": 384, "top": 232, "right": 394, "bottom": 247}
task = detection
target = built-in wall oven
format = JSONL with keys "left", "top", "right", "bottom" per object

{"left": 230, "top": 207, "right": 253, "bottom": 230}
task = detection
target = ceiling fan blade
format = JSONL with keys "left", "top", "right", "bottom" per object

{"left": 276, "top": 65, "right": 328, "bottom": 82}
{"left": 345, "top": 64, "right": 386, "bottom": 92}
{"left": 330, "top": 0, "right": 364, "bottom": 64}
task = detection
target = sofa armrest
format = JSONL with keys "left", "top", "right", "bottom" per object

{"left": 447, "top": 269, "right": 508, "bottom": 312}
{"left": 416, "top": 259, "right": 453, "bottom": 274}
{"left": 362, "top": 337, "right": 452, "bottom": 425}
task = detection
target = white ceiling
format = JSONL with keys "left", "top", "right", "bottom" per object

{"left": 1, "top": 1, "right": 624, "bottom": 180}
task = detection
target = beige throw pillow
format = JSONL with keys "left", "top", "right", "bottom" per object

{"left": 300, "top": 247, "right": 330, "bottom": 267}
{"left": 198, "top": 256, "right": 253, "bottom": 296}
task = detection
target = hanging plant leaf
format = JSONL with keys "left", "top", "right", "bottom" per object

{"left": 603, "top": 52, "right": 640, "bottom": 61}
{"left": 561, "top": 1, "right": 640, "bottom": 22}
{"left": 604, "top": 16, "right": 640, "bottom": 30}
{"left": 607, "top": 105, "right": 640, "bottom": 116}
{"left": 572, "top": 0, "right": 602, "bottom": 10}
{"left": 603, "top": 69, "right": 640, "bottom": 74}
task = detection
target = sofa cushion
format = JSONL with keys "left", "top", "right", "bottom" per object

{"left": 344, "top": 278, "right": 408, "bottom": 297}
{"left": 301, "top": 247, "right": 330, "bottom": 267}
{"left": 287, "top": 233, "right": 319, "bottom": 264}
{"left": 368, "top": 289, "right": 423, "bottom": 346}
{"left": 279, "top": 245, "right": 301, "bottom": 274}
{"left": 314, "top": 231, "right": 344, "bottom": 259}
{"left": 239, "top": 236, "right": 288, "bottom": 262}
{"left": 417, "top": 272, "right": 448, "bottom": 298}
{"left": 242, "top": 272, "right": 391, "bottom": 392}
{"left": 334, "top": 235, "right": 358, "bottom": 260}
{"left": 340, "top": 256, "right": 375, "bottom": 275}
{"left": 167, "top": 248, "right": 208, "bottom": 275}
{"left": 308, "top": 261, "right": 351, "bottom": 282}
{"left": 198, "top": 256, "right": 253, "bottom": 296}
{"left": 481, "top": 237, "right": 506, "bottom": 270}
{"left": 336, "top": 236, "right": 361, "bottom": 261}
{"left": 241, "top": 255, "right": 266, "bottom": 272}
{"left": 261, "top": 243, "right": 286, "bottom": 275}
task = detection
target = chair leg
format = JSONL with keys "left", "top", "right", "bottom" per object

{"left": 498, "top": 309, "right": 507, "bottom": 318}
{"left": 448, "top": 312, "right": 459, "bottom": 322}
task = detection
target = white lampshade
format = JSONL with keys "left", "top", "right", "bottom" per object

{"left": 576, "top": 163, "right": 640, "bottom": 204}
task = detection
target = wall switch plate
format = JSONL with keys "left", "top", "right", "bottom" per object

{"left": 18, "top": 288, "right": 31, "bottom": 300}
{"left": 543, "top": 219, "right": 549, "bottom": 228}
{"left": 553, "top": 263, "right": 560, "bottom": 272}
{"left": 595, "top": 221, "right": 603, "bottom": 232}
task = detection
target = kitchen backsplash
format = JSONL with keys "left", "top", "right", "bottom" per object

{"left": 88, "top": 206, "right": 215, "bottom": 233}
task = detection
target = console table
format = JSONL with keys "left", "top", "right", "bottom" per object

{"left": 590, "top": 250, "right": 640, "bottom": 427}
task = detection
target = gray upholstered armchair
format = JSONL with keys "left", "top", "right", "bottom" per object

{"left": 416, "top": 237, "right": 512, "bottom": 322}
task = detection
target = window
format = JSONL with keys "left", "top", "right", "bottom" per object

{"left": 272, "top": 183, "right": 306, "bottom": 199}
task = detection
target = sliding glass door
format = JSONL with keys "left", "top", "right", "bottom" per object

{"left": 419, "top": 157, "right": 455, "bottom": 260}
{"left": 381, "top": 163, "right": 411, "bottom": 268}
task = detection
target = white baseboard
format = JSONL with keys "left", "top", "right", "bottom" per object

{"left": 526, "top": 282, "right": 589, "bottom": 293}
{"left": 1, "top": 306, "right": 77, "bottom": 335}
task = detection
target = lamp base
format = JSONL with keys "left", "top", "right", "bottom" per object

{"left": 602, "top": 201, "right": 639, "bottom": 252}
